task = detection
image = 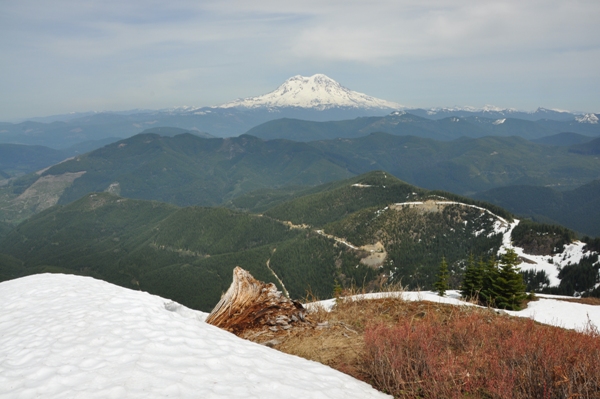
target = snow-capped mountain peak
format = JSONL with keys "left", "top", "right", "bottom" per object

{"left": 575, "top": 113, "right": 599, "bottom": 124}
{"left": 425, "top": 105, "right": 519, "bottom": 115}
{"left": 217, "top": 74, "right": 403, "bottom": 110}
{"left": 535, "top": 107, "right": 571, "bottom": 114}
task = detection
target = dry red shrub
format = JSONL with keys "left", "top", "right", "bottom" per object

{"left": 362, "top": 312, "right": 600, "bottom": 398}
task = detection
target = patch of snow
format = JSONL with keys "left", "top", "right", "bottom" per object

{"left": 488, "top": 219, "right": 510, "bottom": 237}
{"left": 392, "top": 200, "right": 511, "bottom": 239}
{"left": 482, "top": 104, "right": 518, "bottom": 113}
{"left": 492, "top": 118, "right": 506, "bottom": 125}
{"left": 352, "top": 184, "right": 373, "bottom": 188}
{"left": 506, "top": 299, "right": 600, "bottom": 332}
{"left": 394, "top": 201, "right": 424, "bottom": 206}
{"left": 425, "top": 105, "right": 519, "bottom": 114}
{"left": 534, "top": 293, "right": 581, "bottom": 300}
{"left": 0, "top": 274, "right": 390, "bottom": 399}
{"left": 473, "top": 229, "right": 486, "bottom": 237}
{"left": 497, "top": 220, "right": 596, "bottom": 287}
{"left": 216, "top": 74, "right": 403, "bottom": 110}
{"left": 547, "top": 108, "right": 571, "bottom": 114}
{"left": 575, "top": 113, "right": 599, "bottom": 124}
{"left": 310, "top": 290, "right": 600, "bottom": 332}
{"left": 434, "top": 201, "right": 510, "bottom": 226}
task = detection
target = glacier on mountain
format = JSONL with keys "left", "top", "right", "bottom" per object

{"left": 575, "top": 113, "right": 599, "bottom": 124}
{"left": 216, "top": 74, "right": 403, "bottom": 110}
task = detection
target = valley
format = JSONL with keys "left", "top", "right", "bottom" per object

{"left": 1, "top": 130, "right": 599, "bottom": 229}
{"left": 1, "top": 74, "right": 599, "bottom": 314}
{"left": 1, "top": 171, "right": 598, "bottom": 312}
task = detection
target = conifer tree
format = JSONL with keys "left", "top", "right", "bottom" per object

{"left": 333, "top": 279, "right": 343, "bottom": 299}
{"left": 479, "top": 257, "right": 499, "bottom": 307}
{"left": 434, "top": 257, "right": 449, "bottom": 297}
{"left": 493, "top": 249, "right": 527, "bottom": 310}
{"left": 474, "top": 256, "right": 485, "bottom": 297}
{"left": 461, "top": 253, "right": 479, "bottom": 300}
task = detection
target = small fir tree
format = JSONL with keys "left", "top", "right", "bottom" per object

{"left": 493, "top": 249, "right": 527, "bottom": 310}
{"left": 479, "top": 257, "right": 499, "bottom": 307}
{"left": 460, "top": 253, "right": 481, "bottom": 300}
{"left": 333, "top": 279, "right": 343, "bottom": 299}
{"left": 434, "top": 257, "right": 449, "bottom": 297}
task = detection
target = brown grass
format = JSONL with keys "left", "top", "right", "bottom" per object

{"left": 549, "top": 296, "right": 600, "bottom": 306}
{"left": 275, "top": 297, "right": 454, "bottom": 380}
{"left": 253, "top": 297, "right": 476, "bottom": 382}
{"left": 247, "top": 296, "right": 600, "bottom": 398}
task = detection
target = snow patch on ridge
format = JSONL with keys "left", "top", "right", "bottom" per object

{"left": 393, "top": 199, "right": 595, "bottom": 291}
{"left": 426, "top": 105, "right": 519, "bottom": 114}
{"left": 393, "top": 200, "right": 510, "bottom": 226}
{"left": 575, "top": 113, "right": 599, "bottom": 124}
{"left": 497, "top": 221, "right": 596, "bottom": 289}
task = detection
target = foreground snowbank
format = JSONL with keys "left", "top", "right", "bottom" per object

{"left": 0, "top": 274, "right": 390, "bottom": 399}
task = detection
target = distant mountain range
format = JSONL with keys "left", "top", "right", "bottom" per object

{"left": 0, "top": 128, "right": 212, "bottom": 177}
{"left": 531, "top": 132, "right": 596, "bottom": 146}
{"left": 406, "top": 106, "right": 588, "bottom": 122}
{"left": 1, "top": 131, "right": 599, "bottom": 233}
{"left": 474, "top": 178, "right": 600, "bottom": 237}
{"left": 2, "top": 74, "right": 598, "bottom": 147}
{"left": 246, "top": 113, "right": 600, "bottom": 142}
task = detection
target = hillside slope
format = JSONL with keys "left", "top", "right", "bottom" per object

{"left": 531, "top": 132, "right": 594, "bottom": 146}
{"left": 2, "top": 132, "right": 599, "bottom": 227}
{"left": 0, "top": 144, "right": 69, "bottom": 176}
{"left": 30, "top": 133, "right": 354, "bottom": 208}
{"left": 0, "top": 192, "right": 313, "bottom": 310}
{"left": 309, "top": 133, "right": 600, "bottom": 194}
{"left": 474, "top": 179, "right": 600, "bottom": 237}
{"left": 246, "top": 113, "right": 600, "bottom": 142}
{"left": 4, "top": 172, "right": 596, "bottom": 310}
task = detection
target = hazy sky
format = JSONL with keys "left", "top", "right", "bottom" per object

{"left": 1, "top": 0, "right": 599, "bottom": 121}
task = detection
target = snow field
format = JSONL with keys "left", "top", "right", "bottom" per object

{"left": 218, "top": 74, "right": 402, "bottom": 110}
{"left": 498, "top": 220, "right": 598, "bottom": 288}
{"left": 0, "top": 274, "right": 390, "bottom": 399}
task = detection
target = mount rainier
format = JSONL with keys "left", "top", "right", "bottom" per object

{"left": 2, "top": 74, "right": 597, "bottom": 145}
{"left": 216, "top": 74, "right": 403, "bottom": 111}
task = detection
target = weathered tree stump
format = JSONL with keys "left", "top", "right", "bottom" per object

{"left": 205, "top": 267, "right": 311, "bottom": 335}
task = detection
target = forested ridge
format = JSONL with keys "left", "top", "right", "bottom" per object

{"left": 1, "top": 171, "right": 598, "bottom": 311}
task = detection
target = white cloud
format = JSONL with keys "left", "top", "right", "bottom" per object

{"left": 6, "top": 1, "right": 598, "bottom": 61}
